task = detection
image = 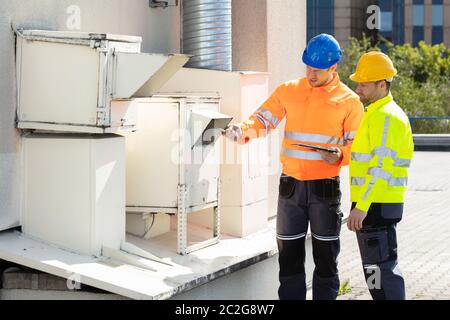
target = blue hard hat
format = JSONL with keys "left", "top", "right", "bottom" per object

{"left": 302, "top": 34, "right": 342, "bottom": 69}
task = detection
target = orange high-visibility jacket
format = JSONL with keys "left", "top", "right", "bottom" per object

{"left": 241, "top": 73, "right": 364, "bottom": 181}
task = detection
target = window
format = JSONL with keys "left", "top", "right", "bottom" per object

{"left": 392, "top": 0, "right": 405, "bottom": 44}
{"left": 412, "top": 27, "right": 424, "bottom": 46}
{"left": 378, "top": 0, "right": 393, "bottom": 47}
{"left": 307, "top": 0, "right": 334, "bottom": 42}
{"left": 412, "top": 0, "right": 424, "bottom": 26}
{"left": 381, "top": 12, "right": 393, "bottom": 32}
{"left": 378, "top": 0, "right": 404, "bottom": 46}
{"left": 412, "top": 0, "right": 424, "bottom": 46}
{"left": 432, "top": 0, "right": 444, "bottom": 44}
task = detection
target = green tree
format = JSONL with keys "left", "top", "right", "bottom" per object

{"left": 338, "top": 37, "right": 450, "bottom": 134}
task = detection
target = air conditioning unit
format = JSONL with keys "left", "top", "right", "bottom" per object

{"left": 15, "top": 30, "right": 189, "bottom": 133}
{"left": 123, "top": 94, "right": 232, "bottom": 255}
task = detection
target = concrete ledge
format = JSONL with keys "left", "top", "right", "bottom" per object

{"left": 0, "top": 266, "right": 114, "bottom": 294}
{"left": 0, "top": 289, "right": 127, "bottom": 300}
{"left": 413, "top": 134, "right": 450, "bottom": 151}
{"left": 3, "top": 270, "right": 69, "bottom": 291}
{"left": 0, "top": 222, "right": 279, "bottom": 300}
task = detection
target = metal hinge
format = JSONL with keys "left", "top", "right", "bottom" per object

{"left": 90, "top": 40, "right": 101, "bottom": 49}
{"left": 90, "top": 40, "right": 109, "bottom": 52}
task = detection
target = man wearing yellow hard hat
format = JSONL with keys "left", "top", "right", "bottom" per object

{"left": 347, "top": 51, "right": 414, "bottom": 300}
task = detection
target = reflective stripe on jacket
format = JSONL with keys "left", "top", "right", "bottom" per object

{"left": 350, "top": 93, "right": 414, "bottom": 212}
{"left": 240, "top": 73, "right": 364, "bottom": 181}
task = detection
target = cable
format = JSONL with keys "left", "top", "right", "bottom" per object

{"left": 142, "top": 213, "right": 156, "bottom": 239}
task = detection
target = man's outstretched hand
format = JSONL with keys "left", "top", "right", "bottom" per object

{"left": 222, "top": 124, "right": 243, "bottom": 142}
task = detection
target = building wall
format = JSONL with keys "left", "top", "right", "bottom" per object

{"left": 357, "top": 0, "right": 379, "bottom": 40}
{"left": 334, "top": 0, "right": 378, "bottom": 47}
{"left": 266, "top": 0, "right": 307, "bottom": 92}
{"left": 425, "top": 0, "right": 433, "bottom": 43}
{"left": 403, "top": 0, "right": 449, "bottom": 46}
{"left": 331, "top": 0, "right": 448, "bottom": 47}
{"left": 405, "top": 0, "right": 413, "bottom": 43}
{"left": 266, "top": 0, "right": 307, "bottom": 218}
{"left": 334, "top": 0, "right": 352, "bottom": 47}
{"left": 0, "top": 0, "right": 181, "bottom": 230}
{"left": 215, "top": 0, "right": 308, "bottom": 92}
{"left": 232, "top": 0, "right": 268, "bottom": 72}
{"left": 232, "top": 0, "right": 306, "bottom": 219}
{"left": 446, "top": 0, "right": 450, "bottom": 45}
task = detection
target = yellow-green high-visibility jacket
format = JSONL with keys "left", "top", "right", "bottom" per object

{"left": 350, "top": 93, "right": 414, "bottom": 212}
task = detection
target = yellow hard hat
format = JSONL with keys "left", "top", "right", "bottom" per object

{"left": 349, "top": 51, "right": 397, "bottom": 83}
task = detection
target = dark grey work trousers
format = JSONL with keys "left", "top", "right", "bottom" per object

{"left": 353, "top": 202, "right": 405, "bottom": 300}
{"left": 277, "top": 174, "right": 343, "bottom": 300}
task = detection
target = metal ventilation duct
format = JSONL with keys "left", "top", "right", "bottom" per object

{"left": 182, "top": 0, "right": 232, "bottom": 71}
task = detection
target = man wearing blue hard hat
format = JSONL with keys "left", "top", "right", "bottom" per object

{"left": 224, "top": 34, "right": 364, "bottom": 300}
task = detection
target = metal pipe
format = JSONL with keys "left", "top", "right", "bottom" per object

{"left": 182, "top": 0, "right": 232, "bottom": 71}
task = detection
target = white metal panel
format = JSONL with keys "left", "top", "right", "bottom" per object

{"left": 134, "top": 55, "right": 191, "bottom": 98}
{"left": 22, "top": 135, "right": 125, "bottom": 256}
{"left": 17, "top": 30, "right": 142, "bottom": 52}
{"left": 19, "top": 30, "right": 143, "bottom": 43}
{"left": 17, "top": 39, "right": 100, "bottom": 126}
{"left": 123, "top": 101, "right": 179, "bottom": 208}
{"left": 220, "top": 200, "right": 269, "bottom": 237}
{"left": 92, "top": 136, "right": 126, "bottom": 255}
{"left": 190, "top": 108, "right": 232, "bottom": 148}
{"left": 0, "top": 153, "right": 22, "bottom": 231}
{"left": 185, "top": 102, "right": 222, "bottom": 207}
{"left": 187, "top": 145, "right": 220, "bottom": 207}
{"left": 17, "top": 122, "right": 105, "bottom": 134}
{"left": 22, "top": 136, "right": 93, "bottom": 255}
{"left": 113, "top": 53, "right": 189, "bottom": 99}
{"left": 109, "top": 100, "right": 139, "bottom": 131}
{"left": 105, "top": 41, "right": 141, "bottom": 53}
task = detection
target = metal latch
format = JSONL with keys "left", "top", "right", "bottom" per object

{"left": 96, "top": 108, "right": 108, "bottom": 125}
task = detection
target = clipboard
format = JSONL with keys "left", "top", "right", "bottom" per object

{"left": 292, "top": 143, "right": 338, "bottom": 153}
